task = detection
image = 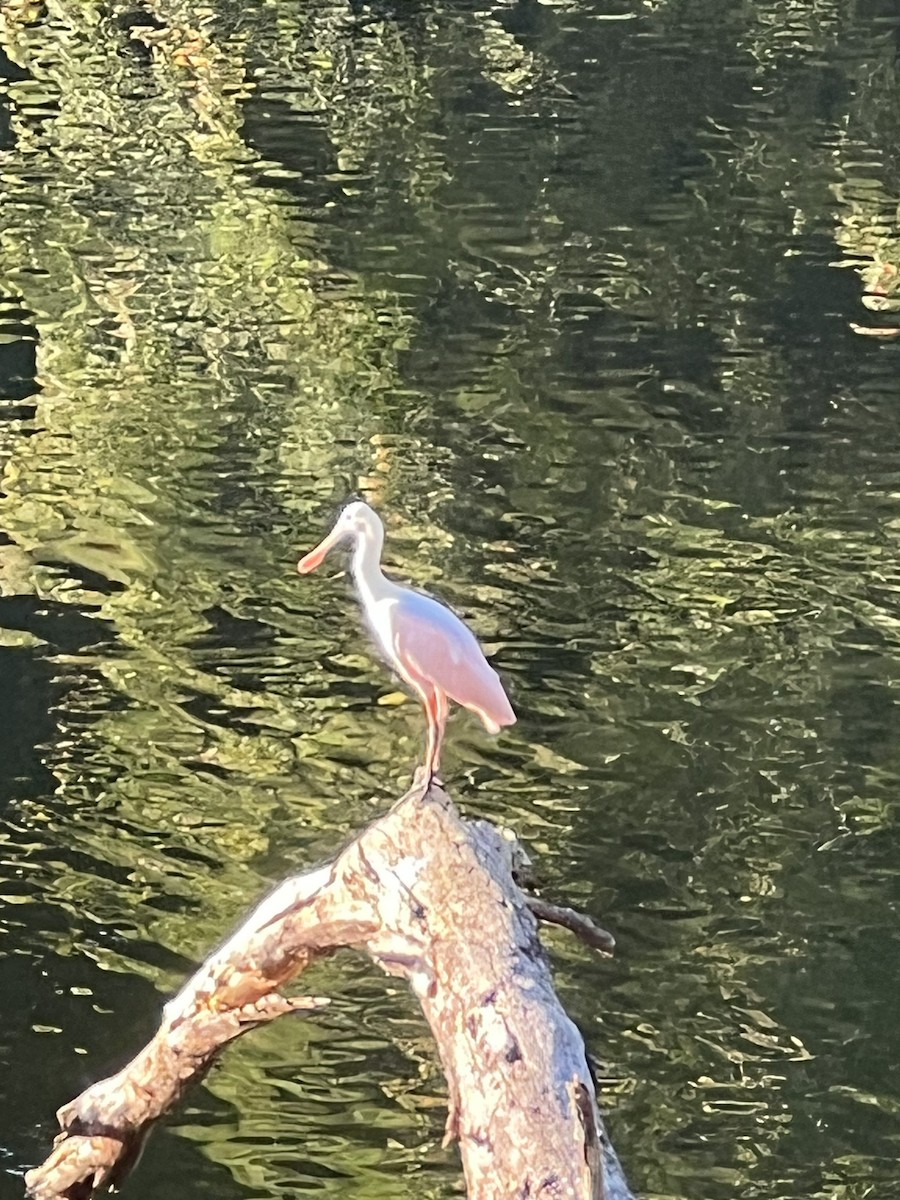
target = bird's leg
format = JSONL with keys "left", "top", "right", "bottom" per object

{"left": 422, "top": 690, "right": 440, "bottom": 788}
{"left": 424, "top": 691, "right": 448, "bottom": 788}
{"left": 434, "top": 690, "right": 448, "bottom": 769}
{"left": 408, "top": 683, "right": 438, "bottom": 793}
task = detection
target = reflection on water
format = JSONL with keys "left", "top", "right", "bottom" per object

{"left": 2, "top": 1, "right": 900, "bottom": 1197}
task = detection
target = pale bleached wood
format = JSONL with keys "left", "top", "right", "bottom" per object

{"left": 25, "top": 780, "right": 633, "bottom": 1200}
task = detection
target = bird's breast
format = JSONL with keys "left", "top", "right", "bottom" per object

{"left": 365, "top": 596, "right": 400, "bottom": 665}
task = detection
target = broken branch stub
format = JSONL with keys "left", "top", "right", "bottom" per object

{"left": 25, "top": 782, "right": 632, "bottom": 1200}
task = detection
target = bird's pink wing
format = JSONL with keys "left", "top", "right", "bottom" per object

{"left": 391, "top": 594, "right": 516, "bottom": 733}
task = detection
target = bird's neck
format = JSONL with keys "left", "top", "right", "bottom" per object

{"left": 351, "top": 526, "right": 393, "bottom": 604}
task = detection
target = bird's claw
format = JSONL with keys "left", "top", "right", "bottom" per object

{"left": 414, "top": 765, "right": 443, "bottom": 794}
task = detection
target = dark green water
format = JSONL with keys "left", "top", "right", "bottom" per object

{"left": 2, "top": 1, "right": 900, "bottom": 1196}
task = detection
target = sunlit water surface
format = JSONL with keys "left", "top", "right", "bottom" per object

{"left": 2, "top": 2, "right": 900, "bottom": 1197}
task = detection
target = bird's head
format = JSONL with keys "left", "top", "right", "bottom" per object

{"left": 297, "top": 500, "right": 382, "bottom": 574}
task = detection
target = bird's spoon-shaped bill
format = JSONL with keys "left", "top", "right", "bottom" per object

{"left": 297, "top": 528, "right": 343, "bottom": 574}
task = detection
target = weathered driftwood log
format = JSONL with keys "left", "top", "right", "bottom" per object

{"left": 25, "top": 780, "right": 632, "bottom": 1200}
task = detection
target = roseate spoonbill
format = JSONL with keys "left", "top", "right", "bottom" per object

{"left": 297, "top": 501, "right": 516, "bottom": 780}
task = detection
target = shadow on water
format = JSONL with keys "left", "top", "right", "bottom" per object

{"left": 2, "top": 1, "right": 900, "bottom": 1197}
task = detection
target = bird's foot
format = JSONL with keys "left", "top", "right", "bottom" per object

{"left": 414, "top": 764, "right": 444, "bottom": 794}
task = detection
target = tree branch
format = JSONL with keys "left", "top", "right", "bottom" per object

{"left": 25, "top": 783, "right": 633, "bottom": 1200}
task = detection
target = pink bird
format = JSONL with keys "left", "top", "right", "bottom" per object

{"left": 297, "top": 501, "right": 516, "bottom": 781}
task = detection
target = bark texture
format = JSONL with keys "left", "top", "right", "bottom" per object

{"left": 25, "top": 781, "right": 633, "bottom": 1200}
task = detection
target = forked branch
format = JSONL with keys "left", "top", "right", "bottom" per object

{"left": 25, "top": 782, "right": 633, "bottom": 1200}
